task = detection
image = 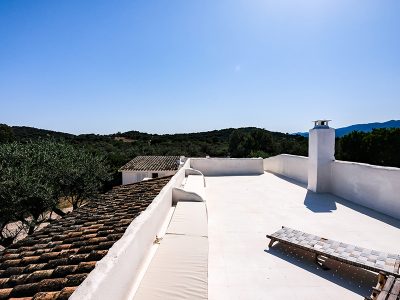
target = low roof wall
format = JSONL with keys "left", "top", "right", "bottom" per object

{"left": 190, "top": 158, "right": 264, "bottom": 176}
{"left": 331, "top": 160, "right": 400, "bottom": 220}
{"left": 264, "top": 154, "right": 400, "bottom": 220}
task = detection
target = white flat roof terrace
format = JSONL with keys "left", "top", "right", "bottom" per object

{"left": 206, "top": 172, "right": 400, "bottom": 300}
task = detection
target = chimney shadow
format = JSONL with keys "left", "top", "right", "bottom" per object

{"left": 269, "top": 172, "right": 400, "bottom": 229}
{"left": 304, "top": 190, "right": 337, "bottom": 213}
{"left": 303, "top": 187, "right": 400, "bottom": 229}
{"left": 332, "top": 195, "right": 400, "bottom": 230}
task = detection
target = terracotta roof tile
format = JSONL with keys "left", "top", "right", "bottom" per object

{"left": 0, "top": 176, "right": 171, "bottom": 300}
{"left": 119, "top": 155, "right": 181, "bottom": 171}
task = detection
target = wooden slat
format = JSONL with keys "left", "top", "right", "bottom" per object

{"left": 376, "top": 291, "right": 388, "bottom": 300}
{"left": 383, "top": 277, "right": 395, "bottom": 292}
{"left": 266, "top": 227, "right": 400, "bottom": 277}
{"left": 391, "top": 278, "right": 400, "bottom": 296}
{"left": 394, "top": 260, "right": 400, "bottom": 274}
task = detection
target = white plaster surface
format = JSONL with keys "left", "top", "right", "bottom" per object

{"left": 73, "top": 157, "right": 400, "bottom": 300}
{"left": 331, "top": 160, "right": 400, "bottom": 220}
{"left": 190, "top": 158, "right": 264, "bottom": 176}
{"left": 183, "top": 174, "right": 206, "bottom": 198}
{"left": 122, "top": 170, "right": 176, "bottom": 185}
{"left": 172, "top": 186, "right": 204, "bottom": 203}
{"left": 207, "top": 172, "right": 400, "bottom": 300}
{"left": 171, "top": 174, "right": 206, "bottom": 205}
{"left": 166, "top": 202, "right": 208, "bottom": 237}
{"left": 264, "top": 153, "right": 400, "bottom": 221}
{"left": 134, "top": 202, "right": 208, "bottom": 300}
{"left": 134, "top": 234, "right": 208, "bottom": 300}
{"left": 263, "top": 154, "right": 308, "bottom": 184}
{"left": 71, "top": 160, "right": 191, "bottom": 300}
{"left": 308, "top": 127, "right": 335, "bottom": 192}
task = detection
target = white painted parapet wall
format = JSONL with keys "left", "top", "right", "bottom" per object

{"left": 263, "top": 154, "right": 308, "bottom": 185}
{"left": 190, "top": 157, "right": 264, "bottom": 176}
{"left": 263, "top": 155, "right": 400, "bottom": 220}
{"left": 331, "top": 161, "right": 400, "bottom": 220}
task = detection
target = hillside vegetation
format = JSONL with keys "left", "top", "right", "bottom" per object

{"left": 336, "top": 128, "right": 400, "bottom": 167}
{"left": 1, "top": 124, "right": 399, "bottom": 184}
{"left": 0, "top": 125, "right": 308, "bottom": 185}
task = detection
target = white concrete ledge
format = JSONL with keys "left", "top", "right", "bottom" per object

{"left": 70, "top": 159, "right": 191, "bottom": 300}
{"left": 185, "top": 168, "right": 206, "bottom": 187}
{"left": 134, "top": 201, "right": 208, "bottom": 300}
{"left": 263, "top": 154, "right": 308, "bottom": 184}
{"left": 185, "top": 167, "right": 204, "bottom": 177}
{"left": 190, "top": 158, "right": 264, "bottom": 176}
{"left": 133, "top": 234, "right": 208, "bottom": 300}
{"left": 172, "top": 188, "right": 204, "bottom": 203}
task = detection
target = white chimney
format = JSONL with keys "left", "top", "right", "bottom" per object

{"left": 307, "top": 120, "right": 335, "bottom": 193}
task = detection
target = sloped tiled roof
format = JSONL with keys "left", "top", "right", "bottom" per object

{"left": 0, "top": 176, "right": 172, "bottom": 300}
{"left": 119, "top": 156, "right": 181, "bottom": 171}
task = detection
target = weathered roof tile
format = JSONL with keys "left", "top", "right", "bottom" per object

{"left": 0, "top": 176, "right": 171, "bottom": 299}
{"left": 119, "top": 155, "right": 181, "bottom": 171}
{"left": 0, "top": 288, "right": 12, "bottom": 299}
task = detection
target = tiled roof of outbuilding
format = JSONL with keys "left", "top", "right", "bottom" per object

{"left": 0, "top": 176, "right": 172, "bottom": 300}
{"left": 119, "top": 156, "right": 181, "bottom": 171}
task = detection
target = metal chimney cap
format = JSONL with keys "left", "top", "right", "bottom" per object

{"left": 313, "top": 120, "right": 331, "bottom": 128}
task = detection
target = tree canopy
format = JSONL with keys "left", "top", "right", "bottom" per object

{"left": 229, "top": 128, "right": 307, "bottom": 158}
{"left": 336, "top": 128, "right": 400, "bottom": 168}
{"left": 0, "top": 140, "right": 110, "bottom": 247}
{"left": 0, "top": 124, "right": 14, "bottom": 143}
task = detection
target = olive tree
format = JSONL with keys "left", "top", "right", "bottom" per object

{"left": 0, "top": 140, "right": 110, "bottom": 247}
{"left": 52, "top": 143, "right": 111, "bottom": 210}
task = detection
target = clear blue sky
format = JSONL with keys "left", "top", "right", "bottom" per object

{"left": 0, "top": 0, "right": 399, "bottom": 134}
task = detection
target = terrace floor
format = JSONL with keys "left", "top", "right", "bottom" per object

{"left": 206, "top": 172, "right": 400, "bottom": 300}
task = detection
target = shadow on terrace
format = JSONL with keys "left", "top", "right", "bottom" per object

{"left": 265, "top": 243, "right": 377, "bottom": 298}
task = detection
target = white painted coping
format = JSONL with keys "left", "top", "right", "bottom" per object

{"left": 331, "top": 160, "right": 400, "bottom": 220}
{"left": 172, "top": 187, "right": 204, "bottom": 203}
{"left": 185, "top": 168, "right": 206, "bottom": 187}
{"left": 263, "top": 154, "right": 308, "bottom": 184}
{"left": 70, "top": 159, "right": 191, "bottom": 300}
{"left": 190, "top": 157, "right": 264, "bottom": 176}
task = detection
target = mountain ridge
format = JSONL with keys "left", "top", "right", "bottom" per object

{"left": 6, "top": 120, "right": 400, "bottom": 140}
{"left": 296, "top": 120, "right": 400, "bottom": 137}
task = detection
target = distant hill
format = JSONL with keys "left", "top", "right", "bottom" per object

{"left": 297, "top": 120, "right": 400, "bottom": 137}
{"left": 335, "top": 120, "right": 400, "bottom": 137}
{"left": 11, "top": 126, "right": 75, "bottom": 140}
{"left": 4, "top": 123, "right": 307, "bottom": 174}
{"left": 2, "top": 122, "right": 399, "bottom": 180}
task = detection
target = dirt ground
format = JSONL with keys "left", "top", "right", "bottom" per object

{"left": 0, "top": 205, "right": 73, "bottom": 252}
